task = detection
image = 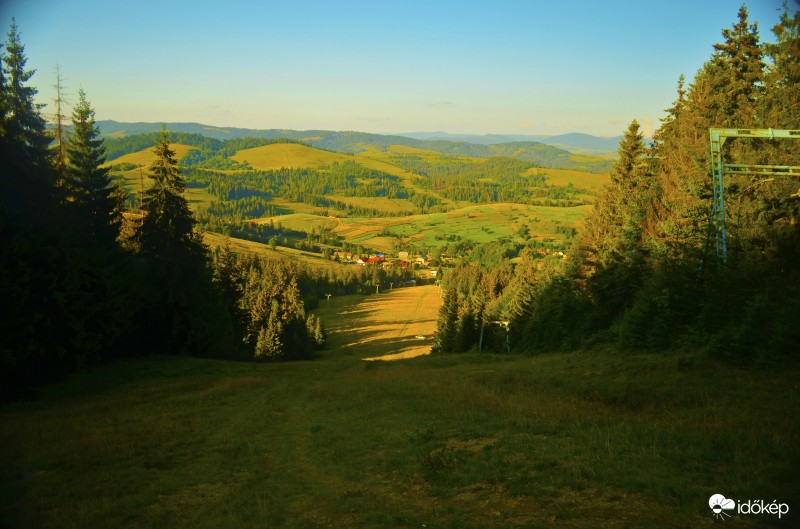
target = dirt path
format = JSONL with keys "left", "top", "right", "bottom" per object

{"left": 314, "top": 284, "right": 440, "bottom": 361}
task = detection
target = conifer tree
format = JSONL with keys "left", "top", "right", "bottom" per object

{"left": 432, "top": 287, "right": 458, "bottom": 353}
{"left": 134, "top": 125, "right": 204, "bottom": 261}
{"left": 65, "top": 88, "right": 122, "bottom": 245}
{"left": 131, "top": 126, "right": 233, "bottom": 355}
{"left": 51, "top": 65, "right": 68, "bottom": 180}
{"left": 763, "top": 4, "right": 800, "bottom": 129}
{"left": 577, "top": 120, "right": 652, "bottom": 271}
{"left": 711, "top": 5, "right": 764, "bottom": 128}
{"left": 1, "top": 19, "right": 50, "bottom": 168}
{"left": 1, "top": 19, "right": 58, "bottom": 222}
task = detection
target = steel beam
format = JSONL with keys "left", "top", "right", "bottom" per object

{"left": 708, "top": 128, "right": 800, "bottom": 263}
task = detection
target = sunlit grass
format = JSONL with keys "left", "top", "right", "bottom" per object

{"left": 1, "top": 345, "right": 796, "bottom": 528}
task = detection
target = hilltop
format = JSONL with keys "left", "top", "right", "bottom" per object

{"left": 398, "top": 131, "right": 624, "bottom": 154}
{"left": 105, "top": 134, "right": 609, "bottom": 263}
{"left": 96, "top": 121, "right": 615, "bottom": 173}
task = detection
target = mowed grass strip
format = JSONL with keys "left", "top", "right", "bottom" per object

{"left": 1, "top": 343, "right": 796, "bottom": 529}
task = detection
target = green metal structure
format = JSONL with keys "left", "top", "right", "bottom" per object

{"left": 709, "top": 128, "right": 800, "bottom": 262}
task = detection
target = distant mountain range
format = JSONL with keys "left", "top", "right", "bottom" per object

{"left": 95, "top": 121, "right": 616, "bottom": 173}
{"left": 396, "top": 131, "right": 623, "bottom": 153}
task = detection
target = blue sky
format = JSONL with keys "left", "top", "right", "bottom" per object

{"left": 0, "top": 0, "right": 787, "bottom": 137}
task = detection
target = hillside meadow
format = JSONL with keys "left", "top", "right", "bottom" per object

{"left": 1, "top": 285, "right": 796, "bottom": 528}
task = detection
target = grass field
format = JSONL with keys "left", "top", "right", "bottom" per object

{"left": 1, "top": 283, "right": 797, "bottom": 528}
{"left": 314, "top": 285, "right": 440, "bottom": 361}
{"left": 106, "top": 144, "right": 217, "bottom": 212}
{"left": 230, "top": 143, "right": 437, "bottom": 201}
{"left": 252, "top": 203, "right": 590, "bottom": 254}
{"left": 202, "top": 232, "right": 346, "bottom": 271}
{"left": 524, "top": 167, "right": 611, "bottom": 193}
{"left": 230, "top": 143, "right": 354, "bottom": 171}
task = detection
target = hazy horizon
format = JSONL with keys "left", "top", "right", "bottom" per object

{"left": 0, "top": 0, "right": 786, "bottom": 138}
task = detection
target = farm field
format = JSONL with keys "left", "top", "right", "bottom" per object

{"left": 2, "top": 294, "right": 796, "bottom": 528}
{"left": 334, "top": 203, "right": 591, "bottom": 253}
{"left": 253, "top": 203, "right": 590, "bottom": 254}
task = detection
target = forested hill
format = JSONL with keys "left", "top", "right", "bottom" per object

{"left": 96, "top": 121, "right": 613, "bottom": 173}
{"left": 397, "top": 131, "right": 624, "bottom": 152}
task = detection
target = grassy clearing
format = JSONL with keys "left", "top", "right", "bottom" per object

{"left": 319, "top": 203, "right": 587, "bottom": 253}
{"left": 107, "top": 143, "right": 197, "bottom": 171}
{"left": 229, "top": 143, "right": 434, "bottom": 200}
{"left": 314, "top": 285, "right": 440, "bottom": 361}
{"left": 1, "top": 329, "right": 796, "bottom": 528}
{"left": 524, "top": 167, "right": 611, "bottom": 193}
{"left": 201, "top": 232, "right": 346, "bottom": 271}
{"left": 329, "top": 203, "right": 592, "bottom": 253}
{"left": 229, "top": 143, "right": 352, "bottom": 171}
{"left": 105, "top": 144, "right": 216, "bottom": 211}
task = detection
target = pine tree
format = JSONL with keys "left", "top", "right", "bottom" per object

{"left": 65, "top": 88, "right": 122, "bottom": 246}
{"left": 51, "top": 65, "right": 68, "bottom": 180}
{"left": 763, "top": 4, "right": 800, "bottom": 129}
{"left": 432, "top": 287, "right": 458, "bottom": 353}
{"left": 134, "top": 125, "right": 204, "bottom": 261}
{"left": 1, "top": 19, "right": 58, "bottom": 222}
{"left": 578, "top": 120, "right": 652, "bottom": 270}
{"left": 255, "top": 301, "right": 283, "bottom": 360}
{"left": 571, "top": 120, "right": 655, "bottom": 323}
{"left": 711, "top": 5, "right": 764, "bottom": 128}
{"left": 1, "top": 19, "right": 50, "bottom": 168}
{"left": 131, "top": 126, "right": 234, "bottom": 355}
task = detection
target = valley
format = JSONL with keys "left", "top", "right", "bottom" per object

{"left": 104, "top": 127, "right": 610, "bottom": 265}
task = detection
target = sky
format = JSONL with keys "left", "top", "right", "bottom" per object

{"left": 0, "top": 0, "right": 789, "bottom": 138}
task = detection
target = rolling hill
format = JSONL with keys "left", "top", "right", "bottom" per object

{"left": 98, "top": 121, "right": 614, "bottom": 173}
{"left": 398, "top": 131, "right": 624, "bottom": 153}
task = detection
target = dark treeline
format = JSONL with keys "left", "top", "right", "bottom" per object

{"left": 0, "top": 22, "right": 404, "bottom": 397}
{"left": 434, "top": 5, "right": 800, "bottom": 364}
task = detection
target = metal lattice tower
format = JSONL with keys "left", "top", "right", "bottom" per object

{"left": 709, "top": 128, "right": 800, "bottom": 262}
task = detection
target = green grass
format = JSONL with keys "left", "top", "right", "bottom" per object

{"left": 106, "top": 144, "right": 217, "bottom": 212}
{"left": 253, "top": 203, "right": 589, "bottom": 254}
{"left": 1, "top": 344, "right": 797, "bottom": 528}
{"left": 329, "top": 203, "right": 591, "bottom": 252}
{"left": 202, "top": 232, "right": 347, "bottom": 271}
{"left": 229, "top": 143, "right": 354, "bottom": 171}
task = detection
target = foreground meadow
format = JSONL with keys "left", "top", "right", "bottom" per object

{"left": 1, "top": 287, "right": 797, "bottom": 528}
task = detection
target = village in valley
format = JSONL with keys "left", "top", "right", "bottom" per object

{"left": 332, "top": 250, "right": 438, "bottom": 282}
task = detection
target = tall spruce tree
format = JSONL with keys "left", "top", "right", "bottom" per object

{"left": 1, "top": 19, "right": 50, "bottom": 169}
{"left": 134, "top": 125, "right": 205, "bottom": 261}
{"left": 132, "top": 126, "right": 221, "bottom": 354}
{"left": 571, "top": 120, "right": 655, "bottom": 324}
{"left": 711, "top": 5, "right": 764, "bottom": 128}
{"left": 1, "top": 19, "right": 57, "bottom": 222}
{"left": 51, "top": 65, "right": 68, "bottom": 181}
{"left": 65, "top": 88, "right": 122, "bottom": 246}
{"left": 763, "top": 3, "right": 800, "bottom": 129}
